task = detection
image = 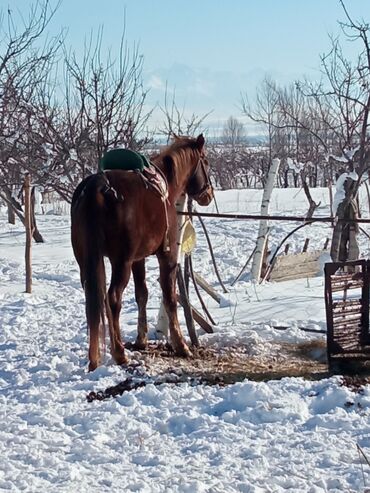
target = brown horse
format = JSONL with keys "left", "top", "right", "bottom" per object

{"left": 71, "top": 134, "right": 214, "bottom": 371}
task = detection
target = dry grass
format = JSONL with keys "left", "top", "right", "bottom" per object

{"left": 125, "top": 339, "right": 329, "bottom": 385}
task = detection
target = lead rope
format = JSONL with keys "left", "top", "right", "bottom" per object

{"left": 163, "top": 197, "right": 170, "bottom": 252}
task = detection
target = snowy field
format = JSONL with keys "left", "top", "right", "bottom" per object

{"left": 1, "top": 187, "right": 370, "bottom": 492}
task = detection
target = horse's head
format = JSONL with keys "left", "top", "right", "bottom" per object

{"left": 185, "top": 134, "right": 214, "bottom": 206}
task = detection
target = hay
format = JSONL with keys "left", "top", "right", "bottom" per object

{"left": 125, "top": 339, "right": 329, "bottom": 384}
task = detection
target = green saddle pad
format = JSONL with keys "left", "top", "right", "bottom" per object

{"left": 99, "top": 148, "right": 150, "bottom": 172}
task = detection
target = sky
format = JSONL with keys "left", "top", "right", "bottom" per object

{"left": 5, "top": 0, "right": 370, "bottom": 131}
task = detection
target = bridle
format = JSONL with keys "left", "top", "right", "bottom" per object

{"left": 186, "top": 154, "right": 213, "bottom": 203}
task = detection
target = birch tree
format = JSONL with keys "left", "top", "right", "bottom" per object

{"left": 251, "top": 158, "right": 280, "bottom": 281}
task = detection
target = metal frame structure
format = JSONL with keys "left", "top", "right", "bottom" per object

{"left": 325, "top": 259, "right": 370, "bottom": 369}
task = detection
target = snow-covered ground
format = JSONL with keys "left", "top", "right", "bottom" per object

{"left": 1, "top": 187, "right": 370, "bottom": 492}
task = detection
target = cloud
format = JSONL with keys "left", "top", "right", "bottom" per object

{"left": 147, "top": 74, "right": 165, "bottom": 91}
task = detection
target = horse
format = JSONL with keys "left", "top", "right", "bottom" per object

{"left": 71, "top": 134, "right": 214, "bottom": 371}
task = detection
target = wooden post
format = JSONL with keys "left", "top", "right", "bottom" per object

{"left": 24, "top": 174, "right": 32, "bottom": 294}
{"left": 177, "top": 265, "right": 199, "bottom": 347}
{"left": 328, "top": 178, "right": 334, "bottom": 220}
{"left": 302, "top": 238, "right": 310, "bottom": 253}
{"left": 251, "top": 158, "right": 280, "bottom": 280}
{"left": 155, "top": 193, "right": 187, "bottom": 340}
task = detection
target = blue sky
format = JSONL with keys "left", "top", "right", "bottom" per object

{"left": 7, "top": 1, "right": 369, "bottom": 129}
{"left": 47, "top": 0, "right": 366, "bottom": 73}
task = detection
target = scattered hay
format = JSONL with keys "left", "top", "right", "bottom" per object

{"left": 87, "top": 340, "right": 330, "bottom": 402}
{"left": 86, "top": 340, "right": 370, "bottom": 402}
{"left": 127, "top": 339, "right": 329, "bottom": 383}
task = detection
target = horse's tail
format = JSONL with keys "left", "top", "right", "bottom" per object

{"left": 71, "top": 175, "right": 107, "bottom": 371}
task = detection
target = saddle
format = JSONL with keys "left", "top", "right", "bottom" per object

{"left": 100, "top": 149, "right": 170, "bottom": 251}
{"left": 100, "top": 148, "right": 168, "bottom": 202}
{"left": 100, "top": 148, "right": 150, "bottom": 172}
{"left": 140, "top": 164, "right": 168, "bottom": 202}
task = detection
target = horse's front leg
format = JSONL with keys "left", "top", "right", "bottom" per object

{"left": 106, "top": 258, "right": 132, "bottom": 365}
{"left": 157, "top": 252, "right": 192, "bottom": 357}
{"left": 132, "top": 259, "right": 149, "bottom": 349}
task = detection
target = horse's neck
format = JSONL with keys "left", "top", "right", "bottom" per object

{"left": 154, "top": 151, "right": 194, "bottom": 203}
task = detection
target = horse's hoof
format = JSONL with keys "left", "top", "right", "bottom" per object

{"left": 175, "top": 345, "right": 193, "bottom": 358}
{"left": 117, "top": 356, "right": 129, "bottom": 366}
{"left": 133, "top": 337, "right": 148, "bottom": 350}
{"left": 88, "top": 361, "right": 98, "bottom": 372}
{"left": 114, "top": 351, "right": 129, "bottom": 366}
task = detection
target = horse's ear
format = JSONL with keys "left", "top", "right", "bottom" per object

{"left": 196, "top": 134, "right": 205, "bottom": 151}
{"left": 172, "top": 132, "right": 180, "bottom": 141}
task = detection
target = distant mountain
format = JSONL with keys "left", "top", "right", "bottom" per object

{"left": 144, "top": 62, "right": 303, "bottom": 134}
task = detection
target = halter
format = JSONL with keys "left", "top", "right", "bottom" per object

{"left": 186, "top": 155, "right": 213, "bottom": 202}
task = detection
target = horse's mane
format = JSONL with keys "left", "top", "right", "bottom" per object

{"left": 156, "top": 136, "right": 200, "bottom": 184}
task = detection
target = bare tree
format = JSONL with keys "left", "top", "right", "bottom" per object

{"left": 27, "top": 26, "right": 152, "bottom": 202}
{"left": 0, "top": 1, "right": 62, "bottom": 238}
{"left": 222, "top": 116, "right": 245, "bottom": 147}
{"left": 159, "top": 85, "right": 212, "bottom": 142}
{"left": 302, "top": 3, "right": 370, "bottom": 261}
{"left": 242, "top": 76, "right": 285, "bottom": 186}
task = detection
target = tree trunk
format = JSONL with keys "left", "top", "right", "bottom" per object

{"left": 0, "top": 190, "right": 44, "bottom": 243}
{"left": 30, "top": 187, "right": 44, "bottom": 243}
{"left": 251, "top": 158, "right": 280, "bottom": 280}
{"left": 7, "top": 204, "right": 15, "bottom": 224}
{"left": 301, "top": 175, "right": 320, "bottom": 219}
{"left": 330, "top": 175, "right": 359, "bottom": 263}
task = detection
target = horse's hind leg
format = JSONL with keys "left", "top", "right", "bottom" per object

{"left": 157, "top": 253, "right": 192, "bottom": 357}
{"left": 132, "top": 259, "right": 149, "bottom": 349}
{"left": 106, "top": 258, "right": 132, "bottom": 365}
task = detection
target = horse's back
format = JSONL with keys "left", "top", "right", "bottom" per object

{"left": 71, "top": 170, "right": 167, "bottom": 260}
{"left": 101, "top": 170, "right": 168, "bottom": 258}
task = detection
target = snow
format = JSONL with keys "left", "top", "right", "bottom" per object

{"left": 1, "top": 186, "right": 370, "bottom": 492}
{"left": 287, "top": 157, "right": 304, "bottom": 173}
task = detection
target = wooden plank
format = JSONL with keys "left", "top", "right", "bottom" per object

{"left": 271, "top": 271, "right": 320, "bottom": 282}
{"left": 331, "top": 282, "right": 363, "bottom": 292}
{"left": 270, "top": 265, "right": 321, "bottom": 282}
{"left": 273, "top": 260, "right": 320, "bottom": 272}
{"left": 193, "top": 272, "right": 221, "bottom": 304}
{"left": 176, "top": 294, "right": 213, "bottom": 333}
{"left": 269, "top": 250, "right": 323, "bottom": 282}
{"left": 273, "top": 250, "right": 323, "bottom": 267}
{"left": 333, "top": 313, "right": 363, "bottom": 321}
{"left": 333, "top": 300, "right": 362, "bottom": 308}
{"left": 333, "top": 306, "right": 363, "bottom": 314}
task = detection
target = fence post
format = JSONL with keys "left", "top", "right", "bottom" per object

{"left": 155, "top": 193, "right": 187, "bottom": 340}
{"left": 24, "top": 173, "right": 32, "bottom": 294}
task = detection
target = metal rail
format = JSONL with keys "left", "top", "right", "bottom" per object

{"left": 177, "top": 211, "right": 370, "bottom": 224}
